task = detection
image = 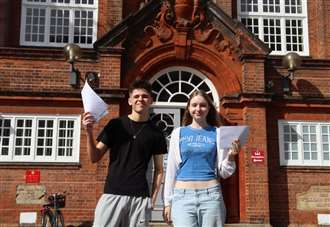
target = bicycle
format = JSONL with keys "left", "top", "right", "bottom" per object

{"left": 40, "top": 191, "right": 66, "bottom": 227}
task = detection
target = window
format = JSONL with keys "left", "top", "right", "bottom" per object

{"left": 278, "top": 120, "right": 330, "bottom": 166}
{"left": 237, "top": 0, "right": 309, "bottom": 56}
{"left": 0, "top": 114, "right": 81, "bottom": 163}
{"left": 150, "top": 66, "right": 219, "bottom": 108}
{"left": 20, "top": 0, "right": 98, "bottom": 48}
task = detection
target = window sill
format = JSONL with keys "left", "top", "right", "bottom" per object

{"left": 280, "top": 165, "right": 330, "bottom": 173}
{"left": 0, "top": 162, "right": 81, "bottom": 169}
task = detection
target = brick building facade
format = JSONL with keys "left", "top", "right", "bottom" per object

{"left": 0, "top": 0, "right": 329, "bottom": 226}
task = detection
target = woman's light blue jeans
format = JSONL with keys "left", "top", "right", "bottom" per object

{"left": 171, "top": 185, "right": 226, "bottom": 227}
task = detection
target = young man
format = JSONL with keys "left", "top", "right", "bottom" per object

{"left": 82, "top": 80, "right": 167, "bottom": 227}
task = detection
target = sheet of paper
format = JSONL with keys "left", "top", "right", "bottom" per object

{"left": 81, "top": 81, "right": 108, "bottom": 122}
{"left": 219, "top": 125, "right": 249, "bottom": 149}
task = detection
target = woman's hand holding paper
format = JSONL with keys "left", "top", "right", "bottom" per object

{"left": 228, "top": 139, "right": 241, "bottom": 160}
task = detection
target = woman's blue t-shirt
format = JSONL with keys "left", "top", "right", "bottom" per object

{"left": 176, "top": 125, "right": 217, "bottom": 181}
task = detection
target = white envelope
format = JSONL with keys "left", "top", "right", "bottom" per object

{"left": 81, "top": 81, "right": 108, "bottom": 122}
{"left": 219, "top": 125, "right": 249, "bottom": 149}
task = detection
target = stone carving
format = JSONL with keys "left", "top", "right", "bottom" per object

{"left": 175, "top": 0, "right": 202, "bottom": 27}
{"left": 140, "top": 0, "right": 241, "bottom": 60}
{"left": 194, "top": 21, "right": 240, "bottom": 61}
{"left": 144, "top": 0, "right": 174, "bottom": 43}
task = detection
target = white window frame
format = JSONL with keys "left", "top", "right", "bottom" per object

{"left": 150, "top": 66, "right": 219, "bottom": 109}
{"left": 20, "top": 0, "right": 98, "bottom": 48}
{"left": 237, "top": 0, "right": 309, "bottom": 56}
{"left": 0, "top": 114, "right": 81, "bottom": 163}
{"left": 278, "top": 120, "right": 330, "bottom": 167}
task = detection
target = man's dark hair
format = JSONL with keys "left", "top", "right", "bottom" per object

{"left": 128, "top": 80, "right": 153, "bottom": 96}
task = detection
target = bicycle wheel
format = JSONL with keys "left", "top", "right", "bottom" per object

{"left": 41, "top": 211, "right": 53, "bottom": 227}
{"left": 54, "top": 210, "right": 64, "bottom": 227}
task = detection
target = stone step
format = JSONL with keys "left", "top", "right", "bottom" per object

{"left": 149, "top": 223, "right": 272, "bottom": 227}
{"left": 20, "top": 222, "right": 273, "bottom": 227}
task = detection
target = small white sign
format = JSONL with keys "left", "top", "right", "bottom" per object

{"left": 318, "top": 214, "right": 330, "bottom": 225}
{"left": 19, "top": 212, "right": 37, "bottom": 224}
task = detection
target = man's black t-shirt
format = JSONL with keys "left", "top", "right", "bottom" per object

{"left": 97, "top": 115, "right": 167, "bottom": 197}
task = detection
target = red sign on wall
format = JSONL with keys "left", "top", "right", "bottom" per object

{"left": 251, "top": 149, "right": 264, "bottom": 164}
{"left": 25, "top": 170, "right": 40, "bottom": 183}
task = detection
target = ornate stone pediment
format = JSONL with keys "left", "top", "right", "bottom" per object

{"left": 111, "top": 0, "right": 269, "bottom": 62}
{"left": 93, "top": 0, "right": 270, "bottom": 97}
{"left": 94, "top": 0, "right": 270, "bottom": 81}
{"left": 95, "top": 0, "right": 269, "bottom": 56}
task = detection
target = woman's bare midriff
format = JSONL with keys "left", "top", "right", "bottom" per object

{"left": 174, "top": 179, "right": 219, "bottom": 189}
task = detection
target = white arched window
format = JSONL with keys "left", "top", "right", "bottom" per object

{"left": 150, "top": 66, "right": 219, "bottom": 108}
{"left": 149, "top": 66, "right": 219, "bottom": 139}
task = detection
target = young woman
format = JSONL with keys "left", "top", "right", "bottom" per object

{"left": 163, "top": 90, "right": 240, "bottom": 227}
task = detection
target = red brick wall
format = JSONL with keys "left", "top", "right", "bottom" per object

{"left": 307, "top": 0, "right": 330, "bottom": 59}
{"left": 240, "top": 105, "right": 270, "bottom": 223}
{"left": 242, "top": 60, "right": 266, "bottom": 94}
{"left": 237, "top": 56, "right": 270, "bottom": 224}
{"left": 0, "top": 104, "right": 120, "bottom": 225}
{"left": 267, "top": 106, "right": 330, "bottom": 226}
{"left": 265, "top": 59, "right": 330, "bottom": 97}
{"left": 7, "top": 0, "right": 21, "bottom": 47}
{"left": 0, "top": 47, "right": 122, "bottom": 225}
{"left": 216, "top": 0, "right": 234, "bottom": 17}
{"left": 0, "top": 0, "right": 122, "bottom": 224}
{"left": 98, "top": 0, "right": 123, "bottom": 38}
{"left": 0, "top": 0, "right": 10, "bottom": 46}
{"left": 0, "top": 51, "right": 121, "bottom": 92}
{"left": 264, "top": 53, "right": 330, "bottom": 226}
{"left": 123, "top": 0, "right": 142, "bottom": 18}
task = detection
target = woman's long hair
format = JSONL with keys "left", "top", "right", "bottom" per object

{"left": 182, "top": 90, "right": 222, "bottom": 127}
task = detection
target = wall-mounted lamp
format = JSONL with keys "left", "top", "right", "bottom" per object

{"left": 281, "top": 52, "right": 302, "bottom": 95}
{"left": 85, "top": 71, "right": 100, "bottom": 89}
{"left": 64, "top": 43, "right": 81, "bottom": 88}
